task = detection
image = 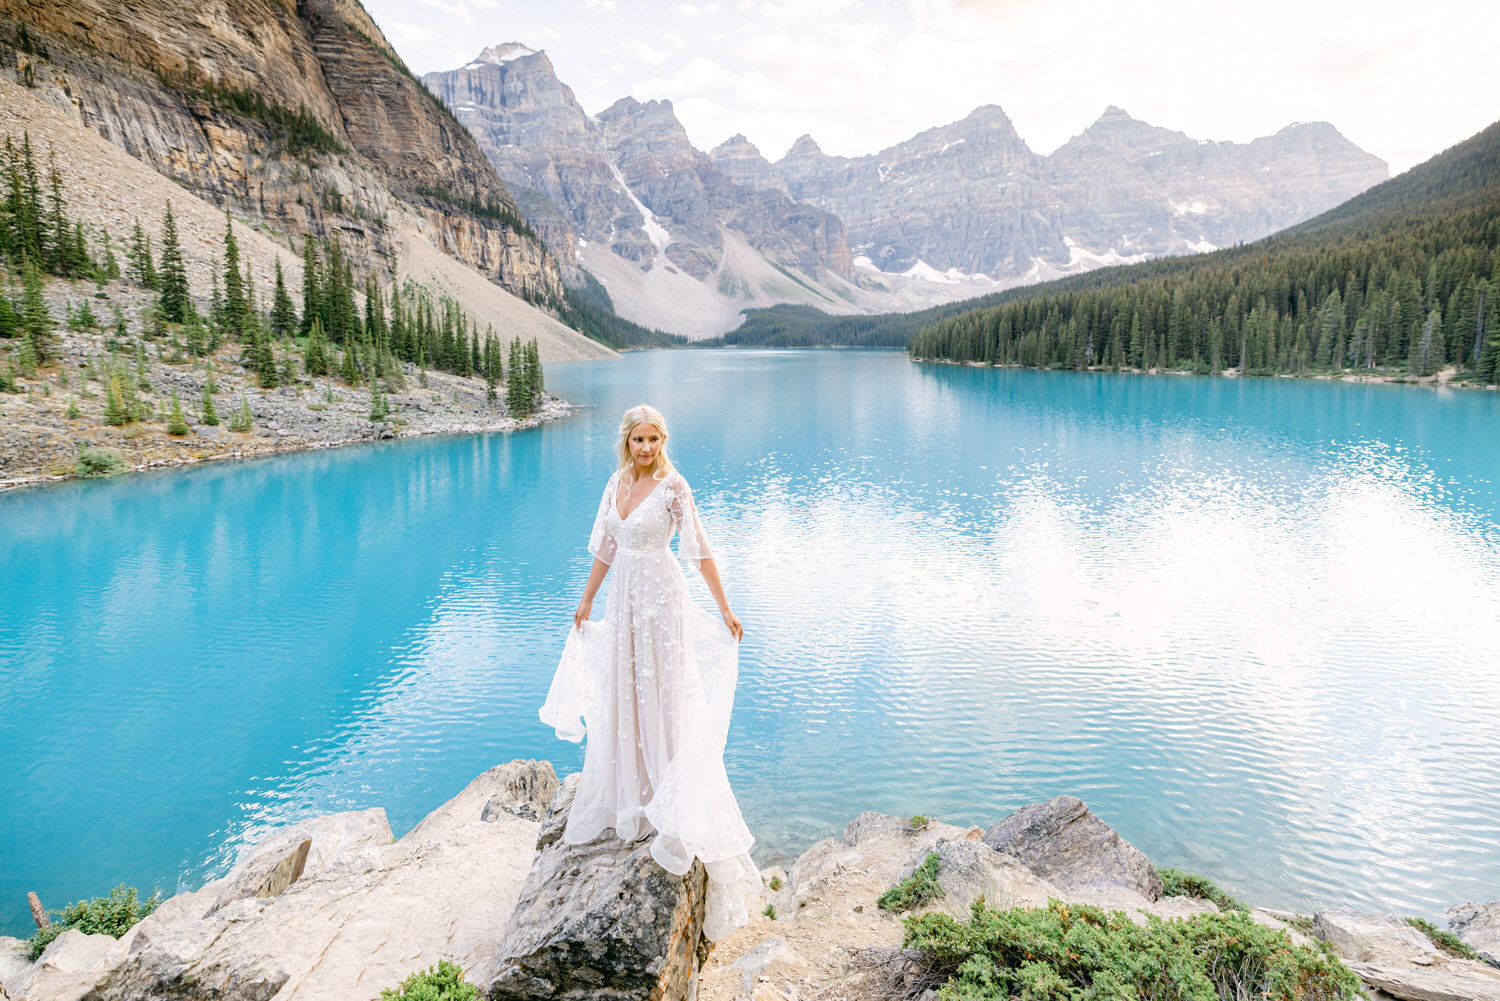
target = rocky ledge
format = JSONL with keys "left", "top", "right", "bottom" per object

{"left": 2, "top": 768, "right": 1497, "bottom": 1001}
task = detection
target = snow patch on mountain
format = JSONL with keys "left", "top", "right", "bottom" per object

{"left": 608, "top": 162, "right": 671, "bottom": 255}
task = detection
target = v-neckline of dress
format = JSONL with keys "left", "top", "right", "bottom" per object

{"left": 616, "top": 473, "right": 665, "bottom": 522}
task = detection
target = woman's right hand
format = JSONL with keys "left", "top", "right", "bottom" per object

{"left": 573, "top": 597, "right": 593, "bottom": 630}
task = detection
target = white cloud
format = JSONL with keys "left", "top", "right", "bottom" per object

{"left": 630, "top": 41, "right": 672, "bottom": 64}
{"left": 584, "top": 0, "right": 616, "bottom": 10}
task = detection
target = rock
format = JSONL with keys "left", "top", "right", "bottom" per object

{"left": 1449, "top": 900, "right": 1500, "bottom": 967}
{"left": 405, "top": 759, "right": 559, "bottom": 843}
{"left": 1344, "top": 960, "right": 1500, "bottom": 1001}
{"left": 0, "top": 938, "right": 32, "bottom": 999}
{"left": 208, "top": 839, "right": 311, "bottom": 916}
{"left": 982, "top": 795, "right": 1163, "bottom": 900}
{"left": 1312, "top": 909, "right": 1438, "bottom": 965}
{"left": 841, "top": 812, "right": 907, "bottom": 846}
{"left": 903, "top": 839, "right": 1059, "bottom": 920}
{"left": 11, "top": 929, "right": 117, "bottom": 1001}
{"left": 485, "top": 774, "right": 709, "bottom": 1001}
{"left": 84, "top": 765, "right": 539, "bottom": 1001}
{"left": 727, "top": 937, "right": 809, "bottom": 998}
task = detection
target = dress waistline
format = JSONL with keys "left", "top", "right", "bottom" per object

{"left": 616, "top": 544, "right": 669, "bottom": 556}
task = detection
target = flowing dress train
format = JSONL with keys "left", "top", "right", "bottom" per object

{"left": 540, "top": 469, "right": 759, "bottom": 941}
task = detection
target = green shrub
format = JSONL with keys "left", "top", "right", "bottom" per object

{"left": 75, "top": 447, "right": 127, "bottom": 477}
{"left": 767, "top": 875, "right": 783, "bottom": 892}
{"left": 908, "top": 814, "right": 931, "bottom": 829}
{"left": 763, "top": 903, "right": 777, "bottom": 920}
{"left": 902, "top": 899, "right": 1367, "bottom": 1001}
{"left": 27, "top": 884, "right": 159, "bottom": 960}
{"left": 1406, "top": 916, "right": 1480, "bottom": 960}
{"left": 380, "top": 960, "right": 478, "bottom": 1001}
{"left": 878, "top": 852, "right": 944, "bottom": 913}
{"left": 1158, "top": 866, "right": 1250, "bottom": 913}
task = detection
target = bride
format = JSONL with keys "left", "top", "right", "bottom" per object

{"left": 540, "top": 404, "right": 760, "bottom": 941}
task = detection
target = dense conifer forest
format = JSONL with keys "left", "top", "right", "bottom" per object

{"left": 907, "top": 120, "right": 1500, "bottom": 382}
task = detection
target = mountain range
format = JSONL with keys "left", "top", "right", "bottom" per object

{"left": 425, "top": 44, "right": 1388, "bottom": 339}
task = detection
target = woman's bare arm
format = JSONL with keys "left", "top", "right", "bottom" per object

{"left": 698, "top": 557, "right": 743, "bottom": 642}
{"left": 574, "top": 558, "right": 610, "bottom": 629}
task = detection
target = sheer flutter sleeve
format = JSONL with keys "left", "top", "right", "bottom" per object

{"left": 665, "top": 472, "right": 714, "bottom": 569}
{"left": 587, "top": 471, "right": 619, "bottom": 565}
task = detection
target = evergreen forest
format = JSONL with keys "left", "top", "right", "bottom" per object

{"left": 907, "top": 119, "right": 1500, "bottom": 382}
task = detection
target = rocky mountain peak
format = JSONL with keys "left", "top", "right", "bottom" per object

{"left": 708, "top": 134, "right": 787, "bottom": 194}
{"left": 473, "top": 43, "right": 538, "bottom": 66}
{"left": 782, "top": 134, "right": 828, "bottom": 161}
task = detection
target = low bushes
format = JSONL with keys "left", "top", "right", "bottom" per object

{"left": 1158, "top": 866, "right": 1250, "bottom": 913}
{"left": 28, "top": 884, "right": 159, "bottom": 961}
{"left": 878, "top": 852, "right": 944, "bottom": 913}
{"left": 902, "top": 899, "right": 1367, "bottom": 1001}
{"left": 380, "top": 960, "right": 478, "bottom": 1001}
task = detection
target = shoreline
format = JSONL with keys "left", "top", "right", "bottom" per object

{"left": 0, "top": 394, "right": 574, "bottom": 494}
{"left": 0, "top": 279, "right": 578, "bottom": 494}
{"left": 912, "top": 354, "right": 1500, "bottom": 389}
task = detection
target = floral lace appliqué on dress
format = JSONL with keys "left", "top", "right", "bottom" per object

{"left": 540, "top": 469, "right": 760, "bottom": 941}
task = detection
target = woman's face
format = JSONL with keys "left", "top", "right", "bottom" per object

{"left": 628, "top": 423, "right": 664, "bottom": 469}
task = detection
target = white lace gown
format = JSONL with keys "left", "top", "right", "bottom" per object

{"left": 540, "top": 468, "right": 760, "bottom": 941}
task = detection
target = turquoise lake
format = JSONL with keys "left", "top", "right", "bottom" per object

{"left": 3, "top": 350, "right": 1499, "bottom": 937}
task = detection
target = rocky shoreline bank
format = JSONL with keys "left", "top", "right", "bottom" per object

{"left": 3, "top": 761, "right": 1497, "bottom": 1001}
{"left": 0, "top": 282, "right": 573, "bottom": 493}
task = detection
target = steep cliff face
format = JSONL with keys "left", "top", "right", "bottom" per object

{"left": 426, "top": 51, "right": 856, "bottom": 289}
{"left": 775, "top": 104, "right": 1388, "bottom": 278}
{"left": 423, "top": 44, "right": 634, "bottom": 275}
{"left": 0, "top": 0, "right": 562, "bottom": 302}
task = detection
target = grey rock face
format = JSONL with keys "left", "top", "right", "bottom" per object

{"left": 1313, "top": 910, "right": 1500, "bottom": 1001}
{"left": 77, "top": 768, "right": 540, "bottom": 1001}
{"left": 427, "top": 52, "right": 856, "bottom": 286}
{"left": 486, "top": 775, "right": 709, "bottom": 1001}
{"left": 982, "top": 794, "right": 1163, "bottom": 900}
{"left": 774, "top": 104, "right": 1387, "bottom": 278}
{"left": 1450, "top": 900, "right": 1500, "bottom": 967}
{"left": 1312, "top": 909, "right": 1438, "bottom": 965}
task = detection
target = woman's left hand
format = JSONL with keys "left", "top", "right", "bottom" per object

{"left": 721, "top": 608, "right": 744, "bottom": 643}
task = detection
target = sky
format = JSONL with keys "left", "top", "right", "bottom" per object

{"left": 360, "top": 0, "right": 1500, "bottom": 175}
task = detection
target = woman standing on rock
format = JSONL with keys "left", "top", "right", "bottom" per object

{"left": 541, "top": 404, "right": 759, "bottom": 941}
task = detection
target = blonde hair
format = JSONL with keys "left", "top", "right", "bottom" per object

{"left": 616, "top": 404, "right": 674, "bottom": 481}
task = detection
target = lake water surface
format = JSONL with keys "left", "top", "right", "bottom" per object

{"left": 3, "top": 350, "right": 1499, "bottom": 936}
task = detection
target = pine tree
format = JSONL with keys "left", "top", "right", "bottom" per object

{"left": 157, "top": 202, "right": 190, "bottom": 323}
{"left": 526, "top": 337, "right": 543, "bottom": 412}
{"left": 0, "top": 289, "right": 15, "bottom": 339}
{"left": 304, "top": 315, "right": 330, "bottom": 376}
{"left": 270, "top": 257, "right": 296, "bottom": 340}
{"left": 20, "top": 256, "right": 55, "bottom": 363}
{"left": 228, "top": 393, "right": 253, "bottom": 432}
{"left": 368, "top": 379, "right": 389, "bottom": 421}
{"left": 166, "top": 391, "right": 190, "bottom": 435}
{"left": 200, "top": 381, "right": 220, "bottom": 425}
{"left": 299, "top": 237, "right": 320, "bottom": 336}
{"left": 505, "top": 335, "right": 524, "bottom": 414}
{"left": 102, "top": 373, "right": 129, "bottom": 425}
{"left": 127, "top": 219, "right": 158, "bottom": 288}
{"left": 339, "top": 337, "right": 360, "bottom": 385}
{"left": 221, "top": 212, "right": 247, "bottom": 341}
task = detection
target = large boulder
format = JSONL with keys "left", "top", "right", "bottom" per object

{"left": 982, "top": 795, "right": 1163, "bottom": 901}
{"left": 10, "top": 930, "right": 117, "bottom": 1001}
{"left": 1449, "top": 900, "right": 1500, "bottom": 967}
{"left": 76, "top": 762, "right": 546, "bottom": 1001}
{"left": 1312, "top": 909, "right": 1500, "bottom": 1001}
{"left": 484, "top": 775, "right": 709, "bottom": 1001}
{"left": 1312, "top": 910, "right": 1438, "bottom": 965}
